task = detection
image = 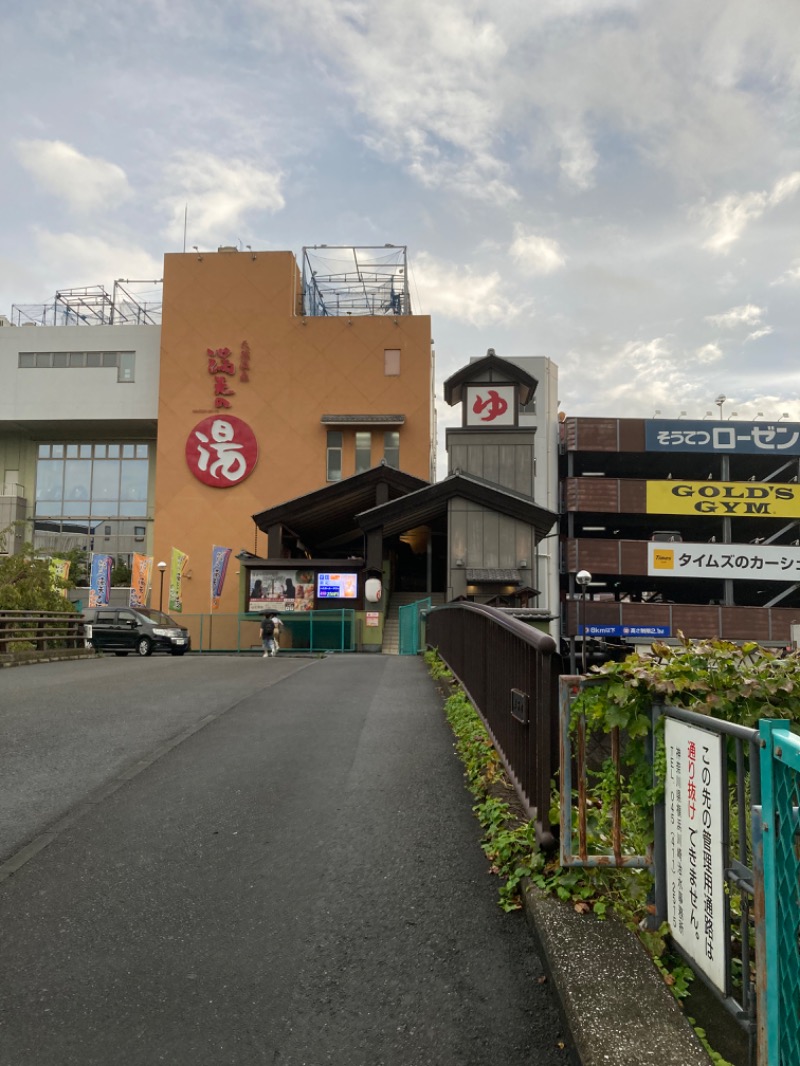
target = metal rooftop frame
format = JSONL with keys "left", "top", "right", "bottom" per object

{"left": 302, "top": 245, "right": 410, "bottom": 317}
{"left": 11, "top": 280, "right": 162, "bottom": 327}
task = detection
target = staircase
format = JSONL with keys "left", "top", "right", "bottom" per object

{"left": 382, "top": 591, "right": 446, "bottom": 655}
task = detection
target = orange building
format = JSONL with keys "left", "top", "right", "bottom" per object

{"left": 153, "top": 247, "right": 434, "bottom": 615}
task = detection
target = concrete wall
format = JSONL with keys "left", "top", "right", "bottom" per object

{"left": 0, "top": 324, "right": 160, "bottom": 422}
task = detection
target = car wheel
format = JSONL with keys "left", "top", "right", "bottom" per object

{"left": 114, "top": 651, "right": 129, "bottom": 657}
{"left": 136, "top": 637, "right": 153, "bottom": 657}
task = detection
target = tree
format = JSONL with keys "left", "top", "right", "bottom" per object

{"left": 0, "top": 532, "right": 77, "bottom": 613}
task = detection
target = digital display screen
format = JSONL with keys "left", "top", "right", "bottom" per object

{"left": 317, "top": 572, "right": 358, "bottom": 599}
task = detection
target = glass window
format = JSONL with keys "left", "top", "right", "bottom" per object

{"left": 355, "top": 431, "right": 371, "bottom": 474}
{"left": 91, "top": 459, "right": 120, "bottom": 508}
{"left": 19, "top": 353, "right": 35, "bottom": 368}
{"left": 120, "top": 458, "right": 148, "bottom": 501}
{"left": 35, "top": 353, "right": 51, "bottom": 368}
{"left": 80, "top": 444, "right": 92, "bottom": 458}
{"left": 102, "top": 352, "right": 117, "bottom": 367}
{"left": 52, "top": 352, "right": 68, "bottom": 367}
{"left": 384, "top": 349, "right": 401, "bottom": 375}
{"left": 107, "top": 445, "right": 120, "bottom": 459}
{"left": 118, "top": 352, "right": 135, "bottom": 383}
{"left": 64, "top": 459, "right": 91, "bottom": 505}
{"left": 135, "top": 444, "right": 148, "bottom": 458}
{"left": 384, "top": 431, "right": 400, "bottom": 468}
{"left": 94, "top": 444, "right": 107, "bottom": 459}
{"left": 36, "top": 459, "right": 63, "bottom": 503}
{"left": 68, "top": 352, "right": 85, "bottom": 368}
{"left": 87, "top": 352, "right": 102, "bottom": 367}
{"left": 122, "top": 444, "right": 135, "bottom": 458}
{"left": 66, "top": 444, "right": 79, "bottom": 458}
{"left": 327, "top": 431, "right": 343, "bottom": 482}
{"left": 38, "top": 445, "right": 50, "bottom": 458}
{"left": 52, "top": 444, "right": 64, "bottom": 459}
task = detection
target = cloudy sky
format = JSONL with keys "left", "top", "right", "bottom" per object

{"left": 3, "top": 0, "right": 800, "bottom": 474}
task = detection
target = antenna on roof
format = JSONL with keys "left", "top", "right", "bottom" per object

{"left": 182, "top": 204, "right": 188, "bottom": 253}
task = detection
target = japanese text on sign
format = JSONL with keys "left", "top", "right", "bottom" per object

{"left": 649, "top": 541, "right": 800, "bottom": 580}
{"left": 665, "top": 717, "right": 726, "bottom": 992}
{"left": 645, "top": 419, "right": 800, "bottom": 455}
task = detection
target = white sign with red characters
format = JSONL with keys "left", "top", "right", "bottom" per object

{"left": 664, "top": 717, "right": 727, "bottom": 993}
{"left": 186, "top": 415, "right": 258, "bottom": 487}
{"left": 465, "top": 384, "right": 516, "bottom": 426}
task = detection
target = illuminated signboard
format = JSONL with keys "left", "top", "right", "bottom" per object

{"left": 649, "top": 541, "right": 800, "bottom": 580}
{"left": 646, "top": 480, "right": 800, "bottom": 518}
{"left": 317, "top": 572, "right": 358, "bottom": 599}
{"left": 645, "top": 419, "right": 800, "bottom": 455}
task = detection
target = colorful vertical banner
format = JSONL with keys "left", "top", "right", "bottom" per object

{"left": 88, "top": 554, "right": 113, "bottom": 608}
{"left": 50, "top": 558, "right": 71, "bottom": 597}
{"left": 169, "top": 547, "right": 189, "bottom": 613}
{"left": 129, "top": 553, "right": 153, "bottom": 608}
{"left": 210, "top": 546, "right": 232, "bottom": 610}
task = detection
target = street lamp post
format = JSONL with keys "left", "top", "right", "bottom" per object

{"left": 157, "top": 560, "right": 167, "bottom": 611}
{"left": 576, "top": 569, "right": 592, "bottom": 675}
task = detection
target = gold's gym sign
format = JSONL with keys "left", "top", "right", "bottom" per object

{"left": 646, "top": 480, "right": 800, "bottom": 517}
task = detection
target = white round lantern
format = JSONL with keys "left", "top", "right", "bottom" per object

{"left": 365, "top": 577, "right": 383, "bottom": 603}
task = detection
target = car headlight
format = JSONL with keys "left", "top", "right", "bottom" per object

{"left": 152, "top": 627, "right": 170, "bottom": 636}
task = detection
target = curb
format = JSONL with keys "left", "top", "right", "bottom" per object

{"left": 521, "top": 882, "right": 712, "bottom": 1066}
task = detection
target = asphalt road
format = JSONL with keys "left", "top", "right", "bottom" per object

{"left": 0, "top": 654, "right": 575, "bottom": 1065}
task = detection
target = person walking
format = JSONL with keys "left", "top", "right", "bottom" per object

{"left": 260, "top": 613, "right": 275, "bottom": 658}
{"left": 269, "top": 614, "right": 283, "bottom": 656}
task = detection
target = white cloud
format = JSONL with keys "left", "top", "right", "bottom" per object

{"left": 696, "top": 343, "right": 723, "bottom": 363}
{"left": 412, "top": 251, "right": 529, "bottom": 327}
{"left": 698, "top": 171, "right": 800, "bottom": 253}
{"left": 30, "top": 228, "right": 162, "bottom": 288}
{"left": 771, "top": 260, "right": 800, "bottom": 286}
{"left": 15, "top": 140, "right": 131, "bottom": 213}
{"left": 746, "top": 327, "right": 774, "bottom": 342}
{"left": 705, "top": 304, "right": 764, "bottom": 328}
{"left": 161, "top": 152, "right": 285, "bottom": 245}
{"left": 509, "top": 227, "right": 566, "bottom": 275}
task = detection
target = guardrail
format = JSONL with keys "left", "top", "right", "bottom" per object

{"left": 0, "top": 610, "right": 87, "bottom": 655}
{"left": 425, "top": 602, "right": 561, "bottom": 846}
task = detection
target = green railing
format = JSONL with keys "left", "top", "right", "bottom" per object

{"left": 759, "top": 720, "right": 800, "bottom": 1066}
{"left": 172, "top": 610, "right": 356, "bottom": 654}
{"left": 398, "top": 597, "right": 431, "bottom": 655}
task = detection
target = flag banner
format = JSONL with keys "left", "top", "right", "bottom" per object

{"left": 129, "top": 553, "right": 153, "bottom": 607}
{"left": 88, "top": 554, "right": 113, "bottom": 607}
{"left": 211, "top": 546, "right": 232, "bottom": 610}
{"left": 50, "top": 558, "right": 70, "bottom": 597}
{"left": 169, "top": 547, "right": 188, "bottom": 613}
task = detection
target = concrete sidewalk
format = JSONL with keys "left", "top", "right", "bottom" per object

{"left": 0, "top": 655, "right": 574, "bottom": 1066}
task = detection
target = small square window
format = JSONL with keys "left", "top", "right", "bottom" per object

{"left": 52, "top": 352, "right": 68, "bottom": 367}
{"left": 95, "top": 444, "right": 107, "bottom": 459}
{"left": 69, "top": 352, "right": 85, "bottom": 368}
{"left": 38, "top": 444, "right": 50, "bottom": 458}
{"left": 107, "top": 445, "right": 120, "bottom": 459}
{"left": 135, "top": 444, "right": 148, "bottom": 458}
{"left": 52, "top": 445, "right": 64, "bottom": 459}
{"left": 35, "top": 353, "right": 51, "bottom": 368}
{"left": 66, "top": 444, "right": 79, "bottom": 458}
{"left": 80, "top": 444, "right": 92, "bottom": 458}
{"left": 86, "top": 352, "right": 102, "bottom": 367}
{"left": 122, "top": 444, "right": 135, "bottom": 458}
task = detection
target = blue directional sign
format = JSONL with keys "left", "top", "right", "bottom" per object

{"left": 579, "top": 624, "right": 671, "bottom": 638}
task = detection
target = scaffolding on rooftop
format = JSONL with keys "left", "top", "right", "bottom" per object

{"left": 11, "top": 280, "right": 162, "bottom": 327}
{"left": 302, "top": 245, "right": 410, "bottom": 317}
